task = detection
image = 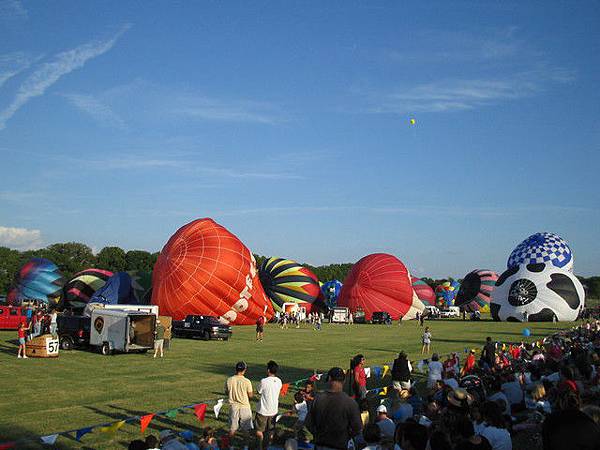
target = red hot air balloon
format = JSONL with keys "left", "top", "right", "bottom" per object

{"left": 151, "top": 218, "right": 274, "bottom": 325}
{"left": 411, "top": 277, "right": 436, "bottom": 306}
{"left": 338, "top": 253, "right": 424, "bottom": 321}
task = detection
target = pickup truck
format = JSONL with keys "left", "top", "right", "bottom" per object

{"left": 172, "top": 315, "right": 232, "bottom": 340}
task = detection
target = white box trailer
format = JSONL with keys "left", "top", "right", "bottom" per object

{"left": 90, "top": 309, "right": 156, "bottom": 355}
{"left": 331, "top": 307, "right": 350, "bottom": 323}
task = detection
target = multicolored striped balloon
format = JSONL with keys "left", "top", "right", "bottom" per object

{"left": 455, "top": 269, "right": 499, "bottom": 312}
{"left": 8, "top": 258, "right": 64, "bottom": 304}
{"left": 258, "top": 258, "right": 321, "bottom": 312}
{"left": 63, "top": 268, "right": 114, "bottom": 309}
{"left": 410, "top": 277, "right": 436, "bottom": 306}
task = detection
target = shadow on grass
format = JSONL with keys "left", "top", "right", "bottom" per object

{"left": 0, "top": 423, "right": 75, "bottom": 450}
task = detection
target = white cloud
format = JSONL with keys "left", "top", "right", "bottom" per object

{"left": 0, "top": 52, "right": 35, "bottom": 88}
{"left": 362, "top": 68, "right": 574, "bottom": 115}
{"left": 0, "top": 226, "right": 42, "bottom": 250}
{"left": 62, "top": 93, "right": 126, "bottom": 129}
{"left": 173, "top": 96, "right": 283, "bottom": 124}
{"left": 0, "top": 0, "right": 27, "bottom": 21}
{"left": 0, "top": 24, "right": 131, "bottom": 130}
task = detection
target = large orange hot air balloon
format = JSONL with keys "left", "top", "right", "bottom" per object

{"left": 338, "top": 253, "right": 424, "bottom": 321}
{"left": 151, "top": 218, "right": 273, "bottom": 325}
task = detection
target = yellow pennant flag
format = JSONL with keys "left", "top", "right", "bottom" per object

{"left": 379, "top": 387, "right": 388, "bottom": 396}
{"left": 382, "top": 365, "right": 390, "bottom": 378}
{"left": 99, "top": 421, "right": 125, "bottom": 433}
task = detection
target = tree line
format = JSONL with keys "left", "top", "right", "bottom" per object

{"left": 1, "top": 243, "right": 599, "bottom": 300}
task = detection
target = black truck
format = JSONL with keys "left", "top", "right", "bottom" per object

{"left": 172, "top": 315, "right": 232, "bottom": 340}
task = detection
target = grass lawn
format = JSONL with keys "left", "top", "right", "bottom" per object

{"left": 0, "top": 319, "right": 577, "bottom": 449}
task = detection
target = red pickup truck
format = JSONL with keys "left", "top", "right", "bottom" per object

{"left": 0, "top": 306, "right": 29, "bottom": 330}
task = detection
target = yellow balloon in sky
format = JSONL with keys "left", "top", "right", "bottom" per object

{"left": 410, "top": 118, "right": 416, "bottom": 125}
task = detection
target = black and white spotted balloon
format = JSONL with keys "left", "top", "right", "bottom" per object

{"left": 490, "top": 263, "right": 585, "bottom": 322}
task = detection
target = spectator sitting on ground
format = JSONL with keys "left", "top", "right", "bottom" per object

{"left": 159, "top": 429, "right": 187, "bottom": 450}
{"left": 145, "top": 434, "right": 159, "bottom": 450}
{"left": 363, "top": 423, "right": 382, "bottom": 450}
{"left": 395, "top": 422, "right": 428, "bottom": 450}
{"left": 392, "top": 389, "right": 414, "bottom": 423}
{"left": 542, "top": 409, "right": 600, "bottom": 450}
{"left": 479, "top": 401, "right": 512, "bottom": 450}
{"left": 454, "top": 415, "right": 492, "bottom": 450}
{"left": 375, "top": 405, "right": 395, "bottom": 441}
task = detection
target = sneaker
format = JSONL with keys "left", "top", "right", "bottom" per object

{"left": 17, "top": 355, "right": 22, "bottom": 358}
{"left": 23, "top": 355, "right": 28, "bottom": 358}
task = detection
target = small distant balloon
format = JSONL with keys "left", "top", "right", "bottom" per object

{"left": 409, "top": 118, "right": 416, "bottom": 125}
{"left": 522, "top": 328, "right": 531, "bottom": 337}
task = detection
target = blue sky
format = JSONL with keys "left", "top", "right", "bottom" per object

{"left": 1, "top": 0, "right": 599, "bottom": 278}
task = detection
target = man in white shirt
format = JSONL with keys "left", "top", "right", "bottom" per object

{"left": 256, "top": 360, "right": 282, "bottom": 449}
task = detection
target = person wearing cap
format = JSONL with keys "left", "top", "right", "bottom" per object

{"left": 158, "top": 429, "right": 187, "bottom": 450}
{"left": 305, "top": 367, "right": 362, "bottom": 450}
{"left": 255, "top": 360, "right": 282, "bottom": 449}
{"left": 375, "top": 405, "right": 395, "bottom": 441}
{"left": 225, "top": 361, "right": 254, "bottom": 438}
{"left": 153, "top": 319, "right": 165, "bottom": 358}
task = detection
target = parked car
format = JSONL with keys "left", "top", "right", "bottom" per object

{"left": 439, "top": 307, "right": 460, "bottom": 318}
{"left": 172, "top": 315, "right": 232, "bottom": 340}
{"left": 371, "top": 311, "right": 392, "bottom": 324}
{"left": 353, "top": 308, "right": 367, "bottom": 324}
{"left": 424, "top": 305, "right": 440, "bottom": 319}
{"left": 57, "top": 314, "right": 91, "bottom": 350}
{"left": 0, "top": 306, "right": 28, "bottom": 330}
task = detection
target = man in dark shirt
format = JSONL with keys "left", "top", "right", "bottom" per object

{"left": 481, "top": 337, "right": 496, "bottom": 369}
{"left": 306, "top": 367, "right": 362, "bottom": 449}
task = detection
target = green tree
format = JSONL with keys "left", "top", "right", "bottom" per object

{"left": 125, "top": 250, "right": 157, "bottom": 272}
{"left": 96, "top": 246, "right": 127, "bottom": 273}
{"left": 44, "top": 242, "right": 95, "bottom": 280}
{"left": 0, "top": 247, "right": 22, "bottom": 295}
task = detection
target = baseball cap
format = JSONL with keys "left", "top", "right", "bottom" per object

{"left": 235, "top": 361, "right": 247, "bottom": 372}
{"left": 326, "top": 367, "right": 345, "bottom": 382}
{"left": 376, "top": 405, "right": 387, "bottom": 413}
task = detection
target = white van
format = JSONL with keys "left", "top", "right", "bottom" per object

{"left": 439, "top": 306, "right": 460, "bottom": 318}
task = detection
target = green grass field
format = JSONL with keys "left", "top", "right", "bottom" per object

{"left": 0, "top": 319, "right": 577, "bottom": 449}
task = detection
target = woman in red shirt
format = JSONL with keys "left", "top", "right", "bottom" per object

{"left": 17, "top": 322, "right": 28, "bottom": 358}
{"left": 461, "top": 350, "right": 476, "bottom": 376}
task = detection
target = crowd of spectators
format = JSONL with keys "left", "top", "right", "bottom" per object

{"left": 126, "top": 319, "right": 600, "bottom": 450}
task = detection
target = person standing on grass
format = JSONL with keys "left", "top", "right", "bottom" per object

{"left": 153, "top": 319, "right": 165, "bottom": 358}
{"left": 49, "top": 309, "right": 58, "bottom": 337}
{"left": 225, "top": 361, "right": 254, "bottom": 440}
{"left": 353, "top": 354, "right": 368, "bottom": 400}
{"left": 481, "top": 336, "right": 496, "bottom": 370}
{"left": 306, "top": 367, "right": 362, "bottom": 450}
{"left": 17, "top": 322, "right": 28, "bottom": 358}
{"left": 255, "top": 360, "right": 282, "bottom": 449}
{"left": 256, "top": 314, "right": 265, "bottom": 341}
{"left": 421, "top": 327, "right": 432, "bottom": 354}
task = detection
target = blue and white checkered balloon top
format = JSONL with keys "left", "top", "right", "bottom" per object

{"left": 507, "top": 232, "right": 573, "bottom": 272}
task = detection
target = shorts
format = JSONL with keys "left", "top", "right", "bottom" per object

{"left": 19, "top": 337, "right": 26, "bottom": 345}
{"left": 154, "top": 339, "right": 164, "bottom": 349}
{"left": 255, "top": 412, "right": 275, "bottom": 433}
{"left": 229, "top": 405, "right": 253, "bottom": 433}
{"left": 256, "top": 326, "right": 264, "bottom": 333}
{"left": 393, "top": 380, "right": 411, "bottom": 390}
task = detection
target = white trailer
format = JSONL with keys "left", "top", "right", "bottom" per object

{"left": 90, "top": 309, "right": 156, "bottom": 355}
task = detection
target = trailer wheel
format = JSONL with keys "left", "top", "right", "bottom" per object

{"left": 100, "top": 342, "right": 112, "bottom": 356}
